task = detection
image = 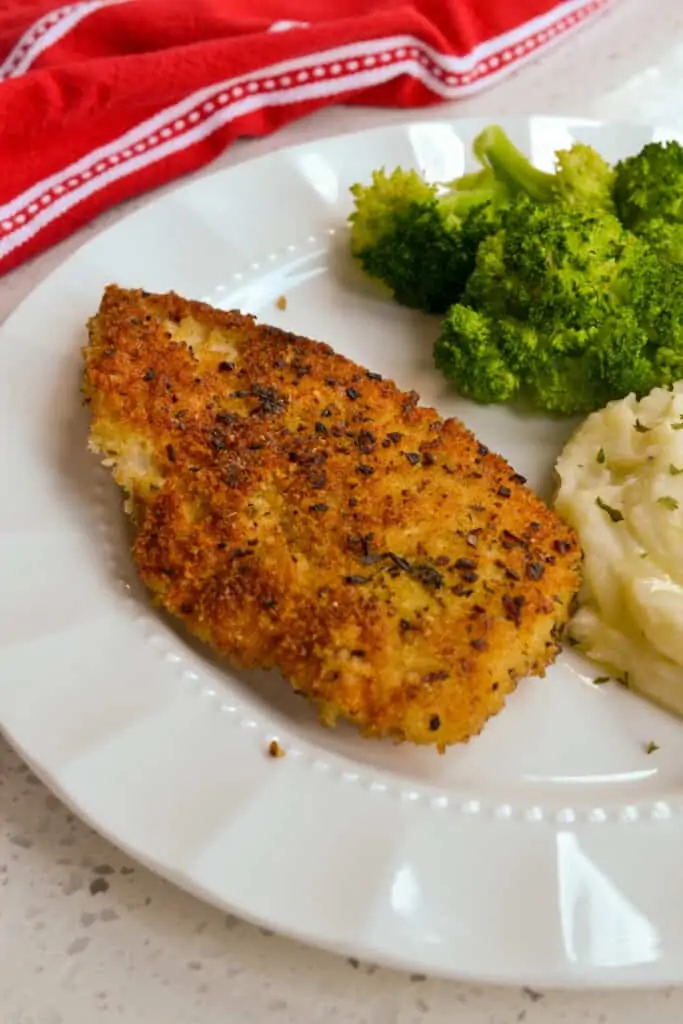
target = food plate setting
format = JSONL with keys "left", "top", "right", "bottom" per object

{"left": 3, "top": 115, "right": 683, "bottom": 988}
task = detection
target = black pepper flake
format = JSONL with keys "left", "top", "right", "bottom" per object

{"left": 477, "top": 443, "right": 489, "bottom": 456}
{"left": 362, "top": 553, "right": 382, "bottom": 565}
{"left": 504, "top": 567, "right": 520, "bottom": 581}
{"left": 180, "top": 602, "right": 193, "bottom": 615}
{"left": 143, "top": 368, "right": 156, "bottom": 382}
{"left": 320, "top": 406, "right": 333, "bottom": 418}
{"left": 471, "top": 638, "right": 488, "bottom": 651}
{"left": 346, "top": 387, "right": 360, "bottom": 400}
{"left": 404, "top": 452, "right": 420, "bottom": 466}
{"left": 454, "top": 558, "right": 476, "bottom": 570}
{"left": 461, "top": 570, "right": 479, "bottom": 583}
{"left": 366, "top": 370, "right": 382, "bottom": 380}
{"left": 308, "top": 469, "right": 328, "bottom": 489}
{"left": 412, "top": 564, "right": 443, "bottom": 589}
{"left": 356, "top": 429, "right": 376, "bottom": 454}
{"left": 501, "top": 530, "right": 524, "bottom": 549}
{"left": 350, "top": 649, "right": 366, "bottom": 658}
{"left": 349, "top": 497, "right": 359, "bottom": 507}
{"left": 230, "top": 547, "right": 251, "bottom": 559}
{"left": 497, "top": 485, "right": 511, "bottom": 498}
{"left": 325, "top": 377, "right": 337, "bottom": 386}
{"left": 399, "top": 618, "right": 412, "bottom": 632}
{"left": 502, "top": 593, "right": 525, "bottom": 625}
{"left": 526, "top": 562, "right": 545, "bottom": 581}
{"left": 424, "top": 671, "right": 449, "bottom": 683}
{"left": 261, "top": 599, "right": 277, "bottom": 609}
{"left": 315, "top": 421, "right": 328, "bottom": 436}
{"left": 388, "top": 553, "right": 411, "bottom": 572}
{"left": 251, "top": 384, "right": 287, "bottom": 417}
{"left": 510, "top": 472, "right": 526, "bottom": 484}
{"left": 166, "top": 444, "right": 176, "bottom": 463}
{"left": 402, "top": 391, "right": 418, "bottom": 414}
{"left": 422, "top": 451, "right": 435, "bottom": 467}
{"left": 218, "top": 361, "right": 234, "bottom": 372}
{"left": 356, "top": 464, "right": 375, "bottom": 476}
{"left": 210, "top": 431, "right": 228, "bottom": 452}
{"left": 347, "top": 533, "right": 374, "bottom": 558}
{"left": 387, "top": 432, "right": 402, "bottom": 444}
{"left": 309, "top": 503, "right": 328, "bottom": 513}
{"left": 344, "top": 575, "right": 371, "bottom": 585}
{"left": 381, "top": 439, "right": 391, "bottom": 449}
{"left": 429, "top": 715, "right": 441, "bottom": 731}
{"left": 435, "top": 555, "right": 450, "bottom": 566}
{"left": 554, "top": 539, "right": 572, "bottom": 554}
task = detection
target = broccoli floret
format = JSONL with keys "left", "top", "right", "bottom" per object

{"left": 472, "top": 125, "right": 557, "bottom": 202}
{"left": 433, "top": 305, "right": 521, "bottom": 404}
{"left": 472, "top": 128, "right": 614, "bottom": 212}
{"left": 349, "top": 126, "right": 618, "bottom": 314}
{"left": 464, "top": 197, "right": 642, "bottom": 329}
{"left": 633, "top": 217, "right": 683, "bottom": 264}
{"left": 554, "top": 143, "right": 615, "bottom": 212}
{"left": 613, "top": 140, "right": 683, "bottom": 230}
{"left": 348, "top": 168, "right": 506, "bottom": 314}
{"left": 434, "top": 196, "right": 674, "bottom": 415}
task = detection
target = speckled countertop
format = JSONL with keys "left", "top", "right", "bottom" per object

{"left": 3, "top": 1, "right": 683, "bottom": 1020}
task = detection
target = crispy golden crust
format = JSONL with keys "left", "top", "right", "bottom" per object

{"left": 83, "top": 285, "right": 581, "bottom": 749}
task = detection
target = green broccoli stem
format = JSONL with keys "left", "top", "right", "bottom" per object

{"left": 473, "top": 125, "right": 557, "bottom": 203}
{"left": 442, "top": 185, "right": 502, "bottom": 216}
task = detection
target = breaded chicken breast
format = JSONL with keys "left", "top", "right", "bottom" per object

{"left": 83, "top": 285, "right": 581, "bottom": 749}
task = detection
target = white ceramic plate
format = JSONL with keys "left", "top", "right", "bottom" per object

{"left": 3, "top": 116, "right": 683, "bottom": 989}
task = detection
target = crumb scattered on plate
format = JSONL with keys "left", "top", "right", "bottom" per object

{"left": 268, "top": 739, "right": 286, "bottom": 758}
{"left": 276, "top": 295, "right": 287, "bottom": 311}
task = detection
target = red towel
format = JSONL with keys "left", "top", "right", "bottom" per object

{"left": 0, "top": 0, "right": 609, "bottom": 277}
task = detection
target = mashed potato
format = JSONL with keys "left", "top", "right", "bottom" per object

{"left": 555, "top": 381, "right": 683, "bottom": 715}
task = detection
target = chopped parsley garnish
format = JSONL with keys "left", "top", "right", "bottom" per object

{"left": 657, "top": 495, "right": 679, "bottom": 511}
{"left": 671, "top": 422, "right": 683, "bottom": 431}
{"left": 596, "top": 447, "right": 606, "bottom": 464}
{"left": 596, "top": 496, "right": 624, "bottom": 522}
{"left": 593, "top": 676, "right": 610, "bottom": 685}
{"left": 644, "top": 741, "right": 660, "bottom": 755}
{"left": 634, "top": 419, "right": 651, "bottom": 433}
{"left": 671, "top": 464, "right": 683, "bottom": 476}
